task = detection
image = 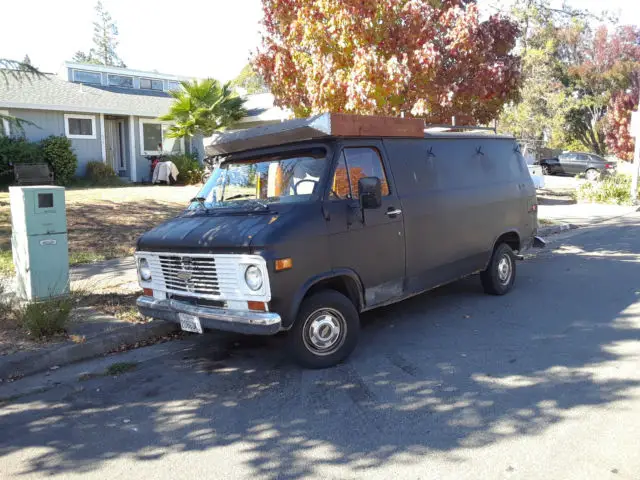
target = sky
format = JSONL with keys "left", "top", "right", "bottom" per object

{"left": 2, "top": 0, "right": 640, "bottom": 82}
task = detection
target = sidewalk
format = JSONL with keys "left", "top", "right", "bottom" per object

{"left": 538, "top": 203, "right": 639, "bottom": 228}
{"left": 0, "top": 258, "right": 173, "bottom": 381}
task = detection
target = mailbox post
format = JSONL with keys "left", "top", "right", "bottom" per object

{"left": 10, "top": 186, "right": 70, "bottom": 300}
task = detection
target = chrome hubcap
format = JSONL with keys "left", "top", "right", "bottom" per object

{"left": 303, "top": 308, "right": 346, "bottom": 355}
{"left": 498, "top": 255, "right": 512, "bottom": 285}
{"left": 586, "top": 170, "right": 598, "bottom": 181}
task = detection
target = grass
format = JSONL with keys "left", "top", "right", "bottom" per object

{"left": 18, "top": 297, "right": 72, "bottom": 338}
{"left": 575, "top": 173, "right": 638, "bottom": 205}
{"left": 539, "top": 218, "right": 557, "bottom": 226}
{"left": 0, "top": 185, "right": 201, "bottom": 277}
{"left": 0, "top": 250, "right": 12, "bottom": 275}
{"left": 105, "top": 362, "right": 138, "bottom": 376}
{"left": 73, "top": 290, "right": 144, "bottom": 323}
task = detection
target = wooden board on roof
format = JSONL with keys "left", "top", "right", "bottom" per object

{"left": 205, "top": 113, "right": 425, "bottom": 156}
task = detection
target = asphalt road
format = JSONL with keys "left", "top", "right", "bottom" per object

{"left": 2, "top": 213, "right": 640, "bottom": 479}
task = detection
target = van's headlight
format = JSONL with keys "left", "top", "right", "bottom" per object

{"left": 244, "top": 265, "right": 263, "bottom": 291}
{"left": 138, "top": 258, "right": 152, "bottom": 281}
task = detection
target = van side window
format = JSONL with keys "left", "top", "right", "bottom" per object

{"left": 330, "top": 148, "right": 390, "bottom": 199}
{"left": 330, "top": 153, "right": 351, "bottom": 199}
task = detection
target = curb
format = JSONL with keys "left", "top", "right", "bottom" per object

{"left": 538, "top": 223, "right": 577, "bottom": 236}
{"left": 0, "top": 320, "right": 178, "bottom": 381}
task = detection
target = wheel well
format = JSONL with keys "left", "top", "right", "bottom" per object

{"left": 305, "top": 276, "right": 362, "bottom": 312}
{"left": 495, "top": 231, "right": 520, "bottom": 253}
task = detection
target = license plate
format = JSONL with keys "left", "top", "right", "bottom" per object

{"left": 179, "top": 313, "right": 203, "bottom": 334}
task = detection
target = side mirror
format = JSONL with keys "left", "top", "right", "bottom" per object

{"left": 358, "top": 177, "right": 382, "bottom": 209}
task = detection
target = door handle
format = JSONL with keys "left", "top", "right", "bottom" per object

{"left": 386, "top": 208, "right": 402, "bottom": 217}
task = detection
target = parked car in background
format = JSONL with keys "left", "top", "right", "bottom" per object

{"left": 537, "top": 152, "right": 615, "bottom": 180}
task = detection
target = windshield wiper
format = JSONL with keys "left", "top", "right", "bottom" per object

{"left": 225, "top": 193, "right": 257, "bottom": 200}
{"left": 190, "top": 196, "right": 207, "bottom": 209}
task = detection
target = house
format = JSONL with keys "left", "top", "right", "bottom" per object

{"left": 235, "top": 92, "right": 291, "bottom": 129}
{"left": 0, "top": 62, "right": 203, "bottom": 182}
{"left": 202, "top": 93, "right": 292, "bottom": 152}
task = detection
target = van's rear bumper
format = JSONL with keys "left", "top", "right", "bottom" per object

{"left": 533, "top": 236, "right": 546, "bottom": 248}
{"left": 136, "top": 296, "right": 282, "bottom": 335}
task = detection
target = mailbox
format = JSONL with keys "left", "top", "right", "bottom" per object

{"left": 10, "top": 186, "right": 69, "bottom": 300}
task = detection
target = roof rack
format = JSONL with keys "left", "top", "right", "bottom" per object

{"left": 205, "top": 113, "right": 499, "bottom": 156}
{"left": 424, "top": 124, "right": 497, "bottom": 133}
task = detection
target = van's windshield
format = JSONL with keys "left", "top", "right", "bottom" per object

{"left": 190, "top": 149, "right": 327, "bottom": 210}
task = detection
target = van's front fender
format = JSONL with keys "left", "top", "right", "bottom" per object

{"left": 284, "top": 269, "right": 365, "bottom": 330}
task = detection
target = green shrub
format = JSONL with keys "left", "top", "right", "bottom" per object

{"left": 40, "top": 135, "right": 78, "bottom": 186}
{"left": 19, "top": 297, "right": 72, "bottom": 338}
{"left": 83, "top": 161, "right": 123, "bottom": 186}
{"left": 165, "top": 153, "right": 204, "bottom": 185}
{"left": 86, "top": 161, "right": 117, "bottom": 180}
{"left": 575, "top": 173, "right": 637, "bottom": 205}
{"left": 0, "top": 136, "right": 43, "bottom": 184}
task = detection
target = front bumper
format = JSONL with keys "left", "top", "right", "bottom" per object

{"left": 137, "top": 296, "right": 282, "bottom": 335}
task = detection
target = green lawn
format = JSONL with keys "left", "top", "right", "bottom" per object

{"left": 0, "top": 185, "right": 201, "bottom": 277}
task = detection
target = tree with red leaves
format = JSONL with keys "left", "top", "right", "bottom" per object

{"left": 563, "top": 24, "right": 640, "bottom": 156}
{"left": 606, "top": 82, "right": 638, "bottom": 161}
{"left": 253, "top": 0, "right": 520, "bottom": 124}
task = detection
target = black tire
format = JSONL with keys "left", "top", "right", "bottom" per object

{"left": 288, "top": 290, "right": 360, "bottom": 369}
{"left": 481, "top": 243, "right": 517, "bottom": 296}
{"left": 585, "top": 168, "right": 600, "bottom": 181}
{"left": 541, "top": 165, "right": 550, "bottom": 176}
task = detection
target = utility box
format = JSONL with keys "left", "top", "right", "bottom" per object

{"left": 10, "top": 186, "right": 70, "bottom": 300}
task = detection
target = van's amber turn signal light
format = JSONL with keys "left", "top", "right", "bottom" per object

{"left": 143, "top": 288, "right": 153, "bottom": 297}
{"left": 248, "top": 301, "right": 266, "bottom": 311}
{"left": 275, "top": 258, "right": 293, "bottom": 271}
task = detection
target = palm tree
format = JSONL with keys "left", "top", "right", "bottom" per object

{"left": 1, "top": 59, "right": 43, "bottom": 134}
{"left": 159, "top": 78, "right": 247, "bottom": 138}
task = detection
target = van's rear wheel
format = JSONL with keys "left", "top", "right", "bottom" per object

{"left": 288, "top": 290, "right": 360, "bottom": 369}
{"left": 481, "top": 243, "right": 516, "bottom": 295}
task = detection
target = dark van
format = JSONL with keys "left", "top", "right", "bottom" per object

{"left": 135, "top": 114, "right": 543, "bottom": 368}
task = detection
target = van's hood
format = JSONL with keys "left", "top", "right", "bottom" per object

{"left": 136, "top": 210, "right": 275, "bottom": 252}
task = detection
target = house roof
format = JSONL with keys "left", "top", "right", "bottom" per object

{"left": 61, "top": 62, "right": 191, "bottom": 82}
{"left": 237, "top": 93, "right": 291, "bottom": 124}
{"left": 0, "top": 73, "right": 290, "bottom": 125}
{"left": 0, "top": 73, "right": 173, "bottom": 117}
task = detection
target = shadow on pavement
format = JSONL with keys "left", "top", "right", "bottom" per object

{"left": 1, "top": 216, "right": 639, "bottom": 478}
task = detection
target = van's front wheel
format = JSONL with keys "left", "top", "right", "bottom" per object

{"left": 481, "top": 243, "right": 516, "bottom": 295}
{"left": 288, "top": 290, "right": 360, "bottom": 369}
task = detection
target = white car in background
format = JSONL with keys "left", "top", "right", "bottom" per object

{"left": 524, "top": 153, "right": 545, "bottom": 189}
{"left": 527, "top": 163, "right": 545, "bottom": 189}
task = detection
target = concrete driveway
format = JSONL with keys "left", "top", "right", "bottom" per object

{"left": 1, "top": 213, "right": 640, "bottom": 479}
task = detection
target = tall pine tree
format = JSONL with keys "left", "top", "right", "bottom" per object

{"left": 73, "top": 1, "right": 126, "bottom": 67}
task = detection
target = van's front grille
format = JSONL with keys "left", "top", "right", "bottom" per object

{"left": 158, "top": 254, "right": 220, "bottom": 296}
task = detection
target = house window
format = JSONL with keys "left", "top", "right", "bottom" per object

{"left": 73, "top": 70, "right": 102, "bottom": 84}
{"left": 167, "top": 81, "right": 181, "bottom": 91}
{"left": 64, "top": 114, "right": 96, "bottom": 139}
{"left": 140, "top": 120, "right": 184, "bottom": 154}
{"left": 108, "top": 74, "right": 134, "bottom": 88}
{"left": 140, "top": 78, "right": 163, "bottom": 90}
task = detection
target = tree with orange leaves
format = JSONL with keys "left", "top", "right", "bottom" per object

{"left": 252, "top": 0, "right": 520, "bottom": 125}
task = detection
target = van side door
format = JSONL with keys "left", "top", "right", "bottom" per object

{"left": 323, "top": 142, "right": 406, "bottom": 308}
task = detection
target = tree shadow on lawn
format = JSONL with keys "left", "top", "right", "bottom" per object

{"left": 0, "top": 199, "right": 186, "bottom": 258}
{"left": 64, "top": 200, "right": 186, "bottom": 260}
{"left": 1, "top": 218, "right": 640, "bottom": 478}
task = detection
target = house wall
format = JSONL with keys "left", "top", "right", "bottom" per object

{"left": 8, "top": 108, "right": 104, "bottom": 176}
{"left": 132, "top": 116, "right": 147, "bottom": 183}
